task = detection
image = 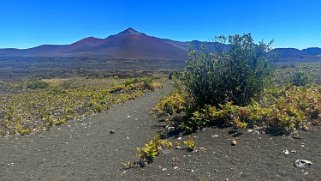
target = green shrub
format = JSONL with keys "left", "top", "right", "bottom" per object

{"left": 153, "top": 91, "right": 186, "bottom": 116}
{"left": 183, "top": 34, "right": 274, "bottom": 107}
{"left": 179, "top": 86, "right": 321, "bottom": 133}
{"left": 291, "top": 71, "right": 311, "bottom": 86}
{"left": 26, "top": 80, "right": 49, "bottom": 89}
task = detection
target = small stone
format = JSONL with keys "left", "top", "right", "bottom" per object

{"left": 301, "top": 143, "right": 305, "bottom": 148}
{"left": 304, "top": 171, "right": 309, "bottom": 175}
{"left": 162, "top": 168, "right": 167, "bottom": 171}
{"left": 291, "top": 150, "right": 297, "bottom": 153}
{"left": 166, "top": 126, "right": 175, "bottom": 132}
{"left": 302, "top": 125, "right": 309, "bottom": 131}
{"left": 292, "top": 133, "right": 302, "bottom": 139}
{"left": 294, "top": 159, "right": 313, "bottom": 168}
{"left": 211, "top": 134, "right": 219, "bottom": 138}
{"left": 231, "top": 138, "right": 237, "bottom": 146}
{"left": 173, "top": 166, "right": 179, "bottom": 170}
{"left": 177, "top": 137, "right": 182, "bottom": 140}
{"left": 109, "top": 130, "right": 116, "bottom": 134}
{"left": 254, "top": 131, "right": 260, "bottom": 135}
{"left": 247, "top": 129, "right": 253, "bottom": 133}
{"left": 283, "top": 150, "right": 289, "bottom": 155}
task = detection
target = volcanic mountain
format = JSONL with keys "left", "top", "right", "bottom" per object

{"left": 0, "top": 28, "right": 188, "bottom": 61}
{"left": 1, "top": 28, "right": 321, "bottom": 62}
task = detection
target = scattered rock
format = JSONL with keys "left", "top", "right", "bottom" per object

{"left": 162, "top": 168, "right": 167, "bottom": 171}
{"left": 177, "top": 137, "right": 182, "bottom": 140}
{"left": 291, "top": 150, "right": 296, "bottom": 153}
{"left": 254, "top": 131, "right": 260, "bottom": 135}
{"left": 292, "top": 133, "right": 302, "bottom": 139}
{"left": 231, "top": 138, "right": 237, "bottom": 146}
{"left": 247, "top": 129, "right": 253, "bottom": 133}
{"left": 283, "top": 150, "right": 290, "bottom": 155}
{"left": 166, "top": 126, "right": 175, "bottom": 132}
{"left": 109, "top": 130, "right": 116, "bottom": 134}
{"left": 173, "top": 166, "right": 180, "bottom": 170}
{"left": 211, "top": 134, "right": 219, "bottom": 138}
{"left": 301, "top": 143, "right": 305, "bottom": 148}
{"left": 302, "top": 125, "right": 309, "bottom": 131}
{"left": 294, "top": 159, "right": 313, "bottom": 168}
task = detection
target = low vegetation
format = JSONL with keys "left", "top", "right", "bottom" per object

{"left": 0, "top": 76, "right": 165, "bottom": 136}
{"left": 154, "top": 34, "right": 321, "bottom": 135}
{"left": 136, "top": 135, "right": 173, "bottom": 164}
{"left": 183, "top": 136, "right": 197, "bottom": 151}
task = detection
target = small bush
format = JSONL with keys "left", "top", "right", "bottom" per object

{"left": 26, "top": 80, "right": 49, "bottom": 89}
{"left": 183, "top": 136, "right": 197, "bottom": 151}
{"left": 153, "top": 91, "right": 186, "bottom": 116}
{"left": 136, "top": 135, "right": 173, "bottom": 164}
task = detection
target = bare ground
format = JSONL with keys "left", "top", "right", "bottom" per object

{"left": 0, "top": 82, "right": 320, "bottom": 181}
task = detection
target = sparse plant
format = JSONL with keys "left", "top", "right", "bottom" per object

{"left": 153, "top": 91, "right": 186, "bottom": 116}
{"left": 136, "top": 135, "right": 173, "bottom": 165}
{"left": 183, "top": 136, "right": 197, "bottom": 151}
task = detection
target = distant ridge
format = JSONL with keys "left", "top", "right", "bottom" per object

{"left": 270, "top": 47, "right": 321, "bottom": 61}
{"left": 0, "top": 28, "right": 321, "bottom": 62}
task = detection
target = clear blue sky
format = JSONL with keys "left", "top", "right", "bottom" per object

{"left": 1, "top": 0, "right": 321, "bottom": 49}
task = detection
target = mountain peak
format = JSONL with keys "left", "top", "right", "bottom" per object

{"left": 118, "top": 27, "right": 142, "bottom": 35}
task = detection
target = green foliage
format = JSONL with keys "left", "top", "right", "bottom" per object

{"left": 136, "top": 135, "right": 173, "bottom": 164}
{"left": 274, "top": 62, "right": 321, "bottom": 86}
{"left": 0, "top": 76, "right": 164, "bottom": 136}
{"left": 179, "top": 86, "right": 321, "bottom": 133}
{"left": 183, "top": 34, "right": 274, "bottom": 107}
{"left": 26, "top": 80, "right": 49, "bottom": 89}
{"left": 290, "top": 71, "right": 311, "bottom": 86}
{"left": 183, "top": 136, "right": 197, "bottom": 151}
{"left": 153, "top": 91, "right": 186, "bottom": 116}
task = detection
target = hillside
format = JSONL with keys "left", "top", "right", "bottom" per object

{"left": 1, "top": 28, "right": 321, "bottom": 62}
{"left": 0, "top": 28, "right": 188, "bottom": 61}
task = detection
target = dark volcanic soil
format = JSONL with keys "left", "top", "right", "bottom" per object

{"left": 0, "top": 82, "right": 320, "bottom": 180}
{"left": 0, "top": 82, "right": 172, "bottom": 180}
{"left": 124, "top": 127, "right": 321, "bottom": 181}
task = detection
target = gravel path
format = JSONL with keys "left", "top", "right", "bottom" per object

{"left": 0, "top": 82, "right": 172, "bottom": 180}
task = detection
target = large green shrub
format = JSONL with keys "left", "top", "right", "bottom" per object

{"left": 183, "top": 34, "right": 274, "bottom": 107}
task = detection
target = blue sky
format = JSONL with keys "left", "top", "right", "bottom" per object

{"left": 1, "top": 0, "right": 321, "bottom": 49}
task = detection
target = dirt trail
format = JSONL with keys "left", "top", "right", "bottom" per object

{"left": 0, "top": 82, "right": 172, "bottom": 180}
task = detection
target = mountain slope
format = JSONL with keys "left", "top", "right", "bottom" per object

{"left": 0, "top": 28, "right": 188, "bottom": 60}
{"left": 1, "top": 28, "right": 321, "bottom": 62}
